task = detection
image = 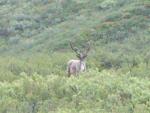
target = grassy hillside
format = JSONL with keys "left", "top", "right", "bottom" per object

{"left": 0, "top": 0, "right": 150, "bottom": 113}
{"left": 0, "top": 0, "right": 149, "bottom": 53}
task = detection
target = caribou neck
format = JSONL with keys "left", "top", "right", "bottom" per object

{"left": 79, "top": 59, "right": 85, "bottom": 71}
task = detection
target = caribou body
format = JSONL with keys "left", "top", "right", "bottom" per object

{"left": 67, "top": 41, "right": 90, "bottom": 77}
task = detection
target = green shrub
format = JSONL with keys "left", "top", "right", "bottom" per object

{"left": 0, "top": 70, "right": 150, "bottom": 113}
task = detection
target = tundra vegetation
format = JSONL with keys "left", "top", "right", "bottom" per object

{"left": 0, "top": 0, "right": 150, "bottom": 113}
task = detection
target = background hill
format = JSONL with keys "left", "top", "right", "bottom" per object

{"left": 0, "top": 0, "right": 150, "bottom": 113}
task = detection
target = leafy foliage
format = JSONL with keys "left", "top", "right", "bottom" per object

{"left": 0, "top": 70, "right": 150, "bottom": 113}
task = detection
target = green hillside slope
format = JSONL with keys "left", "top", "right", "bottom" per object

{"left": 0, "top": 0, "right": 150, "bottom": 77}
{"left": 0, "top": 0, "right": 149, "bottom": 54}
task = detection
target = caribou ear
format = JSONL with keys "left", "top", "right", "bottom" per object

{"left": 76, "top": 54, "right": 81, "bottom": 59}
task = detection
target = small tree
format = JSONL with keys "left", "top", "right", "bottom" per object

{"left": 144, "top": 52, "right": 150, "bottom": 68}
{"left": 125, "top": 56, "right": 139, "bottom": 76}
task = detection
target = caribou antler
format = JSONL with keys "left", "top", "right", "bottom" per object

{"left": 83, "top": 41, "right": 90, "bottom": 58}
{"left": 69, "top": 41, "right": 81, "bottom": 58}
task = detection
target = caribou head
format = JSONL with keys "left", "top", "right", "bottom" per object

{"left": 67, "top": 41, "right": 90, "bottom": 77}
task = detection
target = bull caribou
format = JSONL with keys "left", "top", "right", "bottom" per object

{"left": 67, "top": 41, "right": 90, "bottom": 77}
